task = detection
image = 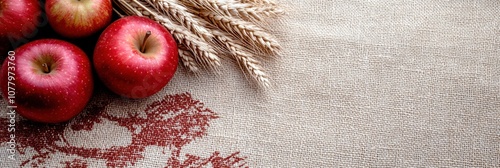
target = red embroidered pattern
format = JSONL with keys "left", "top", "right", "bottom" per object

{"left": 0, "top": 93, "right": 248, "bottom": 167}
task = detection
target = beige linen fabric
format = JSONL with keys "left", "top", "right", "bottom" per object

{"left": 1, "top": 0, "right": 500, "bottom": 167}
{"left": 171, "top": 0, "right": 500, "bottom": 167}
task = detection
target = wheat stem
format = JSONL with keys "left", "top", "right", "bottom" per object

{"left": 113, "top": 8, "right": 126, "bottom": 18}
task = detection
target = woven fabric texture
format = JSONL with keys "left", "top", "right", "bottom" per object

{"left": 1, "top": 0, "right": 499, "bottom": 167}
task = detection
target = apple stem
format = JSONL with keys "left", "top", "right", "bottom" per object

{"left": 42, "top": 63, "right": 50, "bottom": 73}
{"left": 140, "top": 31, "right": 152, "bottom": 53}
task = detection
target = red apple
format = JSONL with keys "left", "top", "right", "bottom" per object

{"left": 45, "top": 0, "right": 112, "bottom": 38}
{"left": 0, "top": 39, "right": 94, "bottom": 123}
{"left": 93, "top": 16, "right": 178, "bottom": 98}
{"left": 0, "top": 0, "right": 42, "bottom": 48}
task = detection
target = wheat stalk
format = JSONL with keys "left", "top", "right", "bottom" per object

{"left": 113, "top": 7, "right": 126, "bottom": 17}
{"left": 160, "top": 18, "right": 221, "bottom": 69}
{"left": 144, "top": 0, "right": 214, "bottom": 42}
{"left": 179, "top": 0, "right": 282, "bottom": 22}
{"left": 222, "top": 2, "right": 284, "bottom": 22}
{"left": 200, "top": 10, "right": 280, "bottom": 55}
{"left": 212, "top": 30, "right": 270, "bottom": 87}
{"left": 235, "top": 54, "right": 270, "bottom": 88}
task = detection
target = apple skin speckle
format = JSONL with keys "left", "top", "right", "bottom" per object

{"left": 0, "top": 39, "right": 94, "bottom": 123}
{"left": 93, "top": 16, "right": 178, "bottom": 99}
{"left": 0, "top": 0, "right": 41, "bottom": 42}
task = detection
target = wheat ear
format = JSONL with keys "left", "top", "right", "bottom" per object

{"left": 210, "top": 0, "right": 284, "bottom": 22}
{"left": 144, "top": 0, "right": 214, "bottom": 42}
{"left": 200, "top": 10, "right": 280, "bottom": 56}
{"left": 239, "top": 0, "right": 277, "bottom": 5}
{"left": 178, "top": 47, "right": 200, "bottom": 73}
{"left": 235, "top": 54, "right": 270, "bottom": 88}
{"left": 212, "top": 30, "right": 270, "bottom": 87}
{"left": 222, "top": 2, "right": 284, "bottom": 22}
{"left": 115, "top": 0, "right": 221, "bottom": 69}
{"left": 162, "top": 18, "right": 221, "bottom": 69}
{"left": 180, "top": 0, "right": 282, "bottom": 22}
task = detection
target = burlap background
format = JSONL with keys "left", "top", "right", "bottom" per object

{"left": 1, "top": 0, "right": 500, "bottom": 167}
